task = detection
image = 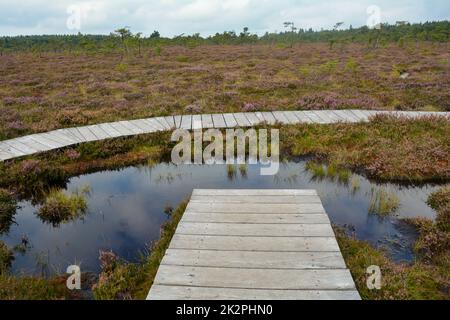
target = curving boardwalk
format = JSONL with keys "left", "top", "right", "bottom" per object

{"left": 0, "top": 109, "right": 448, "bottom": 161}
{"left": 147, "top": 189, "right": 361, "bottom": 300}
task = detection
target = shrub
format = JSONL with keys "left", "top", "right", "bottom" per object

{"left": 0, "top": 189, "right": 18, "bottom": 234}
{"left": 175, "top": 55, "right": 189, "bottom": 63}
{"left": 0, "top": 241, "right": 14, "bottom": 274}
{"left": 37, "top": 187, "right": 89, "bottom": 227}
{"left": 369, "top": 188, "right": 400, "bottom": 216}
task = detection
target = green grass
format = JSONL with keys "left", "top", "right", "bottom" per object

{"left": 37, "top": 187, "right": 90, "bottom": 226}
{"left": 368, "top": 188, "right": 400, "bottom": 216}
{"left": 0, "top": 273, "right": 71, "bottom": 300}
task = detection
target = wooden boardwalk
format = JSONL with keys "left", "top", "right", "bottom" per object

{"left": 147, "top": 189, "right": 360, "bottom": 300}
{"left": 1, "top": 110, "right": 448, "bottom": 161}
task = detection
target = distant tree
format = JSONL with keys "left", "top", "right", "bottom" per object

{"left": 150, "top": 30, "right": 161, "bottom": 38}
{"left": 113, "top": 27, "right": 132, "bottom": 54}
{"left": 333, "top": 22, "right": 344, "bottom": 30}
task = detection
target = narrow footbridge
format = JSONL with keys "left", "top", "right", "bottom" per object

{"left": 147, "top": 189, "right": 360, "bottom": 300}
{"left": 1, "top": 109, "right": 448, "bottom": 161}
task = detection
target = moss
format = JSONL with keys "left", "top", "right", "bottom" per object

{"left": 93, "top": 201, "right": 188, "bottom": 300}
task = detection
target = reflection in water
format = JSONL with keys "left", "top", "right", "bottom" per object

{"left": 1, "top": 161, "right": 439, "bottom": 276}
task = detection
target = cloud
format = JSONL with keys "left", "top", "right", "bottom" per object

{"left": 0, "top": 0, "right": 448, "bottom": 36}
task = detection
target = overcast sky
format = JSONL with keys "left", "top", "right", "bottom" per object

{"left": 1, "top": 0, "right": 448, "bottom": 37}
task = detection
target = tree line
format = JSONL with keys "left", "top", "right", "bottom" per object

{"left": 0, "top": 21, "right": 448, "bottom": 54}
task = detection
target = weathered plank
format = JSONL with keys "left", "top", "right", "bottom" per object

{"left": 272, "top": 111, "right": 290, "bottom": 124}
{"left": 244, "top": 112, "right": 261, "bottom": 126}
{"left": 180, "top": 115, "right": 192, "bottom": 130}
{"left": 192, "top": 115, "right": 202, "bottom": 130}
{"left": 293, "top": 111, "right": 314, "bottom": 123}
{"left": 161, "top": 249, "right": 346, "bottom": 269}
{"left": 201, "top": 114, "right": 214, "bottom": 129}
{"left": 153, "top": 266, "right": 356, "bottom": 290}
{"left": 176, "top": 222, "right": 334, "bottom": 237}
{"left": 283, "top": 111, "right": 301, "bottom": 124}
{"left": 234, "top": 113, "right": 251, "bottom": 127}
{"left": 164, "top": 116, "right": 176, "bottom": 129}
{"left": 260, "top": 112, "right": 277, "bottom": 125}
{"left": 192, "top": 189, "right": 318, "bottom": 196}
{"left": 148, "top": 286, "right": 360, "bottom": 300}
{"left": 223, "top": 113, "right": 238, "bottom": 127}
{"left": 190, "top": 195, "right": 321, "bottom": 203}
{"left": 182, "top": 212, "right": 330, "bottom": 224}
{"left": 169, "top": 234, "right": 341, "bottom": 252}
{"left": 185, "top": 202, "right": 326, "bottom": 214}
{"left": 211, "top": 114, "right": 227, "bottom": 128}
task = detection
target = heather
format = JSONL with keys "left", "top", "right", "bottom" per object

{"left": 0, "top": 42, "right": 448, "bottom": 140}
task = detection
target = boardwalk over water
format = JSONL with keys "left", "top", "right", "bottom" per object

{"left": 1, "top": 109, "right": 449, "bottom": 161}
{"left": 147, "top": 189, "right": 360, "bottom": 300}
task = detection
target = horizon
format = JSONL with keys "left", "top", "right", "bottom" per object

{"left": 0, "top": 0, "right": 449, "bottom": 37}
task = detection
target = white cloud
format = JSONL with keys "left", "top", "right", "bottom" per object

{"left": 0, "top": 0, "right": 448, "bottom": 36}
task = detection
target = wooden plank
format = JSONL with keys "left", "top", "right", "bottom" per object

{"left": 169, "top": 234, "right": 341, "bottom": 252}
{"left": 87, "top": 125, "right": 110, "bottom": 139}
{"left": 54, "top": 129, "right": 83, "bottom": 144}
{"left": 201, "top": 114, "right": 214, "bottom": 129}
{"left": 154, "top": 117, "right": 171, "bottom": 130}
{"left": 4, "top": 139, "right": 42, "bottom": 154}
{"left": 161, "top": 249, "right": 346, "bottom": 269}
{"left": 112, "top": 121, "right": 141, "bottom": 135}
{"left": 211, "top": 114, "right": 227, "bottom": 128}
{"left": 181, "top": 212, "right": 330, "bottom": 224}
{"left": 293, "top": 111, "right": 314, "bottom": 123}
{"left": 72, "top": 126, "right": 96, "bottom": 142}
{"left": 272, "top": 111, "right": 290, "bottom": 124}
{"left": 349, "top": 109, "right": 369, "bottom": 122}
{"left": 332, "top": 110, "right": 358, "bottom": 122}
{"left": 180, "top": 115, "right": 192, "bottom": 130}
{"left": 44, "top": 131, "right": 76, "bottom": 145}
{"left": 190, "top": 195, "right": 321, "bottom": 203}
{"left": 132, "top": 119, "right": 159, "bottom": 132}
{"left": 15, "top": 136, "right": 53, "bottom": 152}
{"left": 318, "top": 110, "right": 340, "bottom": 123}
{"left": 283, "top": 111, "right": 301, "bottom": 124}
{"left": 261, "top": 112, "right": 277, "bottom": 125}
{"left": 108, "top": 122, "right": 135, "bottom": 136}
{"left": 244, "top": 112, "right": 261, "bottom": 126}
{"left": 153, "top": 265, "right": 356, "bottom": 290}
{"left": 304, "top": 111, "right": 326, "bottom": 123}
{"left": 164, "top": 116, "right": 176, "bottom": 129}
{"left": 148, "top": 285, "right": 360, "bottom": 300}
{"left": 174, "top": 115, "right": 182, "bottom": 128}
{"left": 0, "top": 150, "right": 15, "bottom": 161}
{"left": 192, "top": 189, "right": 317, "bottom": 196}
{"left": 98, "top": 123, "right": 122, "bottom": 138}
{"left": 146, "top": 118, "right": 167, "bottom": 131}
{"left": 223, "top": 113, "right": 238, "bottom": 127}
{"left": 63, "top": 128, "right": 86, "bottom": 143}
{"left": 0, "top": 141, "right": 28, "bottom": 156}
{"left": 234, "top": 113, "right": 251, "bottom": 127}
{"left": 176, "top": 222, "right": 334, "bottom": 237}
{"left": 192, "top": 115, "right": 202, "bottom": 130}
{"left": 186, "top": 202, "right": 326, "bottom": 214}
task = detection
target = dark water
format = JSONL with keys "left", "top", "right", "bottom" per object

{"left": 1, "top": 162, "right": 438, "bottom": 276}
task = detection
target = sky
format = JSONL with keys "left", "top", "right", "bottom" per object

{"left": 0, "top": 0, "right": 449, "bottom": 37}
